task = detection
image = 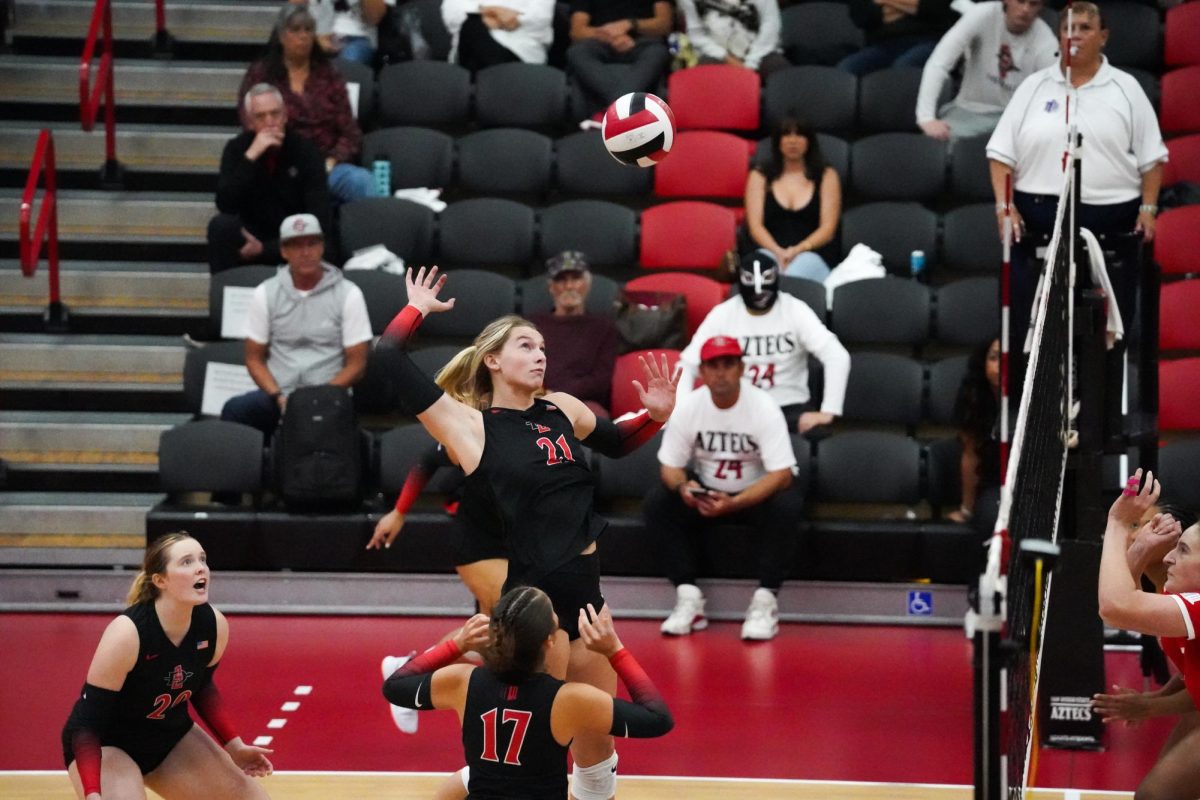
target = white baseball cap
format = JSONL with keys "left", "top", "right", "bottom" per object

{"left": 279, "top": 213, "right": 323, "bottom": 242}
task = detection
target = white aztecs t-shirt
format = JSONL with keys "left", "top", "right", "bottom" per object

{"left": 679, "top": 293, "right": 848, "bottom": 414}
{"left": 658, "top": 381, "right": 797, "bottom": 494}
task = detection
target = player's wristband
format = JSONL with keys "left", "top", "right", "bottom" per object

{"left": 382, "top": 304, "right": 424, "bottom": 345}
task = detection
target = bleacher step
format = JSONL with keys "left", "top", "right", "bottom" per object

{"left": 0, "top": 410, "right": 189, "bottom": 472}
{"left": 0, "top": 333, "right": 185, "bottom": 391}
{"left": 0, "top": 190, "right": 213, "bottom": 245}
{"left": 11, "top": 0, "right": 277, "bottom": 45}
{"left": 0, "top": 492, "right": 158, "bottom": 567}
{"left": 0, "top": 260, "right": 208, "bottom": 318}
{"left": 0, "top": 56, "right": 243, "bottom": 108}
{"left": 0, "top": 123, "right": 229, "bottom": 174}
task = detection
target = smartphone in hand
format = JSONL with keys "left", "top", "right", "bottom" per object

{"left": 687, "top": 486, "right": 713, "bottom": 497}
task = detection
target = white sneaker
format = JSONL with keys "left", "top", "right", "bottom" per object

{"left": 661, "top": 584, "right": 707, "bottom": 635}
{"left": 741, "top": 588, "right": 779, "bottom": 641}
{"left": 381, "top": 654, "right": 419, "bottom": 734}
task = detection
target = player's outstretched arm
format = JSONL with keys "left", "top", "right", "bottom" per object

{"left": 383, "top": 614, "right": 490, "bottom": 713}
{"left": 575, "top": 604, "right": 674, "bottom": 738}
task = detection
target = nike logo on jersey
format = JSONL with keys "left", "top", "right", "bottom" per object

{"left": 145, "top": 653, "right": 160, "bottom": 661}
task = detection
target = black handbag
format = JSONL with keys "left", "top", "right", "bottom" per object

{"left": 614, "top": 290, "right": 687, "bottom": 353}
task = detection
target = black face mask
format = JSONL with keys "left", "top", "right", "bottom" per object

{"left": 739, "top": 254, "right": 780, "bottom": 311}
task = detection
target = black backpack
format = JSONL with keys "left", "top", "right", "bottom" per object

{"left": 274, "top": 384, "right": 362, "bottom": 509}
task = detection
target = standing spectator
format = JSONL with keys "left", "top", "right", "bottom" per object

{"left": 745, "top": 115, "right": 842, "bottom": 281}
{"left": 987, "top": 1, "right": 1166, "bottom": 347}
{"left": 566, "top": 0, "right": 673, "bottom": 115}
{"left": 297, "top": 0, "right": 387, "bottom": 65}
{"left": 645, "top": 336, "right": 802, "bottom": 641}
{"left": 838, "top": 0, "right": 957, "bottom": 76}
{"left": 239, "top": 4, "right": 379, "bottom": 205}
{"left": 442, "top": 0, "right": 556, "bottom": 70}
{"left": 221, "top": 214, "right": 372, "bottom": 436}
{"left": 527, "top": 251, "right": 621, "bottom": 419}
{"left": 679, "top": 251, "right": 851, "bottom": 436}
{"left": 916, "top": 0, "right": 1057, "bottom": 141}
{"left": 208, "top": 84, "right": 331, "bottom": 274}
{"left": 948, "top": 337, "right": 1001, "bottom": 536}
{"left": 677, "top": 0, "right": 790, "bottom": 77}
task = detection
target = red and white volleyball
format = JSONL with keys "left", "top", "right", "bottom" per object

{"left": 601, "top": 92, "right": 676, "bottom": 168}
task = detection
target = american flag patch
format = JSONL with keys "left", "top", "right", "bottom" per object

{"left": 197, "top": 640, "right": 209, "bottom": 650}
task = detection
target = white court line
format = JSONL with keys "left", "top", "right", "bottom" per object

{"left": 294, "top": 685, "right": 312, "bottom": 695}
{"left": 252, "top": 736, "right": 273, "bottom": 746}
{"left": 281, "top": 701, "right": 300, "bottom": 712}
{"left": 266, "top": 718, "right": 287, "bottom": 729}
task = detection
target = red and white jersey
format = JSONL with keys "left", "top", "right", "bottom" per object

{"left": 1161, "top": 592, "right": 1200, "bottom": 708}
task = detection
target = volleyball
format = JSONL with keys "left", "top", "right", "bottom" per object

{"left": 601, "top": 92, "right": 676, "bottom": 168}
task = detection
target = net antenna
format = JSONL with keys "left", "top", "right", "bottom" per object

{"left": 970, "top": 18, "right": 1080, "bottom": 791}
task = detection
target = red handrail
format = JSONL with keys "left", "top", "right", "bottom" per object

{"left": 19, "top": 130, "right": 66, "bottom": 330}
{"left": 79, "top": 0, "right": 118, "bottom": 176}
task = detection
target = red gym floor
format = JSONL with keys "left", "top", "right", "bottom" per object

{"left": 0, "top": 613, "right": 1164, "bottom": 791}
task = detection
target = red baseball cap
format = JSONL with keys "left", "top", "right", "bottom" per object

{"left": 699, "top": 336, "right": 743, "bottom": 362}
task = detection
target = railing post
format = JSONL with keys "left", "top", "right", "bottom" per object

{"left": 153, "top": 0, "right": 176, "bottom": 58}
{"left": 19, "top": 130, "right": 70, "bottom": 333}
{"left": 99, "top": 0, "right": 123, "bottom": 188}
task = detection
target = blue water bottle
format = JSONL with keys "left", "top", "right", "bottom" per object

{"left": 372, "top": 159, "right": 391, "bottom": 198}
{"left": 910, "top": 249, "right": 926, "bottom": 282}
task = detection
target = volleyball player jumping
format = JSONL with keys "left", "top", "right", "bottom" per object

{"left": 373, "top": 266, "right": 676, "bottom": 799}
{"left": 61, "top": 532, "right": 273, "bottom": 800}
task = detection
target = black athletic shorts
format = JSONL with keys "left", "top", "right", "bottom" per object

{"left": 452, "top": 520, "right": 507, "bottom": 567}
{"left": 505, "top": 550, "right": 604, "bottom": 641}
{"left": 62, "top": 721, "right": 193, "bottom": 775}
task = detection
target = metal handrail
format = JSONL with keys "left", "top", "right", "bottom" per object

{"left": 79, "top": 0, "right": 121, "bottom": 186}
{"left": 18, "top": 129, "right": 69, "bottom": 331}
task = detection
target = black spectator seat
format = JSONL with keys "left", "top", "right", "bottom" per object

{"left": 182, "top": 340, "right": 247, "bottom": 416}
{"left": 927, "top": 354, "right": 968, "bottom": 426}
{"left": 831, "top": 276, "right": 932, "bottom": 347}
{"left": 1158, "top": 438, "right": 1200, "bottom": 510}
{"left": 780, "top": 2, "right": 864, "bottom": 66}
{"left": 437, "top": 198, "right": 535, "bottom": 274}
{"left": 340, "top": 198, "right": 435, "bottom": 265}
{"left": 949, "top": 135, "right": 993, "bottom": 202}
{"left": 858, "top": 67, "right": 937, "bottom": 133}
{"left": 555, "top": 130, "right": 653, "bottom": 196}
{"left": 839, "top": 202, "right": 938, "bottom": 275}
{"left": 944, "top": 204, "right": 1003, "bottom": 274}
{"left": 361, "top": 126, "right": 454, "bottom": 191}
{"left": 333, "top": 56, "right": 377, "bottom": 126}
{"left": 538, "top": 200, "right": 638, "bottom": 272}
{"left": 935, "top": 277, "right": 1000, "bottom": 347}
{"left": 474, "top": 63, "right": 568, "bottom": 129}
{"left": 1100, "top": 1, "right": 1161, "bottom": 70}
{"left": 519, "top": 273, "right": 620, "bottom": 317}
{"left": 457, "top": 128, "right": 553, "bottom": 196}
{"left": 207, "top": 265, "right": 274, "bottom": 340}
{"left": 842, "top": 352, "right": 924, "bottom": 426}
{"left": 415, "top": 269, "right": 518, "bottom": 340}
{"left": 763, "top": 66, "right": 857, "bottom": 133}
{"left": 343, "top": 269, "right": 407, "bottom": 335}
{"left": 850, "top": 133, "right": 947, "bottom": 202}
{"left": 378, "top": 61, "right": 471, "bottom": 128}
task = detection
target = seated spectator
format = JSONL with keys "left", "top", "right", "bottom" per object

{"left": 527, "top": 251, "right": 620, "bottom": 419}
{"left": 208, "top": 84, "right": 331, "bottom": 273}
{"left": 678, "top": 250, "right": 851, "bottom": 437}
{"left": 949, "top": 337, "right": 1000, "bottom": 536}
{"left": 745, "top": 115, "right": 841, "bottom": 281}
{"left": 644, "top": 336, "right": 802, "bottom": 641}
{"left": 567, "top": 0, "right": 673, "bottom": 115}
{"left": 838, "top": 0, "right": 958, "bottom": 76}
{"left": 297, "top": 0, "right": 387, "bottom": 65}
{"left": 916, "top": 0, "right": 1057, "bottom": 142}
{"left": 239, "top": 4, "right": 379, "bottom": 205}
{"left": 221, "top": 213, "right": 372, "bottom": 436}
{"left": 677, "top": 0, "right": 790, "bottom": 77}
{"left": 442, "top": 0, "right": 556, "bottom": 70}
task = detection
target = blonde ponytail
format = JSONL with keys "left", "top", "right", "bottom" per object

{"left": 126, "top": 532, "right": 194, "bottom": 605}
{"left": 435, "top": 315, "right": 539, "bottom": 410}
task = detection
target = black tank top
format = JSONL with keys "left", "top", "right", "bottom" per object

{"left": 466, "top": 398, "right": 605, "bottom": 583}
{"left": 763, "top": 178, "right": 835, "bottom": 263}
{"left": 462, "top": 669, "right": 567, "bottom": 800}
{"left": 65, "top": 602, "right": 218, "bottom": 739}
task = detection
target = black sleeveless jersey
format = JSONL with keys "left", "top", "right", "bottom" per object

{"left": 462, "top": 669, "right": 567, "bottom": 800}
{"left": 65, "top": 602, "right": 218, "bottom": 742}
{"left": 465, "top": 398, "right": 605, "bottom": 583}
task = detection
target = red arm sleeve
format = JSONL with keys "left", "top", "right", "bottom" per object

{"left": 191, "top": 667, "right": 239, "bottom": 745}
{"left": 71, "top": 728, "right": 103, "bottom": 796}
{"left": 583, "top": 410, "right": 663, "bottom": 458}
{"left": 608, "top": 648, "right": 673, "bottom": 738}
{"left": 382, "top": 305, "right": 424, "bottom": 345}
{"left": 381, "top": 640, "right": 464, "bottom": 708}
{"left": 68, "top": 683, "right": 120, "bottom": 795}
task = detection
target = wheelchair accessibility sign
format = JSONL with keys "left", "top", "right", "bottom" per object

{"left": 907, "top": 590, "right": 933, "bottom": 616}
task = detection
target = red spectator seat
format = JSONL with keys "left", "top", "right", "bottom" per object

{"left": 626, "top": 272, "right": 728, "bottom": 338}
{"left": 1160, "top": 279, "right": 1200, "bottom": 351}
{"left": 1161, "top": 67, "right": 1200, "bottom": 136}
{"left": 1164, "top": 134, "right": 1200, "bottom": 187}
{"left": 1155, "top": 206, "right": 1200, "bottom": 276}
{"left": 610, "top": 349, "right": 682, "bottom": 418}
{"left": 1159, "top": 357, "right": 1200, "bottom": 431}
{"left": 1165, "top": 2, "right": 1200, "bottom": 67}
{"left": 667, "top": 65, "right": 761, "bottom": 131}
{"left": 654, "top": 131, "right": 755, "bottom": 199}
{"left": 639, "top": 202, "right": 737, "bottom": 271}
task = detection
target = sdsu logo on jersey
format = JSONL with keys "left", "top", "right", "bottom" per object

{"left": 525, "top": 421, "right": 552, "bottom": 434}
{"left": 165, "top": 665, "right": 194, "bottom": 691}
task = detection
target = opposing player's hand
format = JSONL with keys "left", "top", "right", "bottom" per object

{"left": 579, "top": 603, "right": 622, "bottom": 658}
{"left": 632, "top": 352, "right": 679, "bottom": 423}
{"left": 1109, "top": 469, "right": 1159, "bottom": 527}
{"left": 367, "top": 509, "right": 405, "bottom": 550}
{"left": 1128, "top": 512, "right": 1183, "bottom": 568}
{"left": 226, "top": 738, "right": 274, "bottom": 777}
{"left": 405, "top": 265, "right": 456, "bottom": 318}
{"left": 455, "top": 613, "right": 492, "bottom": 654}
{"left": 1092, "top": 685, "right": 1152, "bottom": 726}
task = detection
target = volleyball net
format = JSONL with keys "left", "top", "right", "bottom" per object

{"left": 970, "top": 147, "right": 1077, "bottom": 800}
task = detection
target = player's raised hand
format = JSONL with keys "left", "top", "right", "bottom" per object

{"left": 405, "top": 265, "right": 456, "bottom": 317}
{"left": 455, "top": 613, "right": 492, "bottom": 654}
{"left": 632, "top": 353, "right": 679, "bottom": 423}
{"left": 579, "top": 603, "right": 623, "bottom": 658}
{"left": 1110, "top": 469, "right": 1160, "bottom": 526}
